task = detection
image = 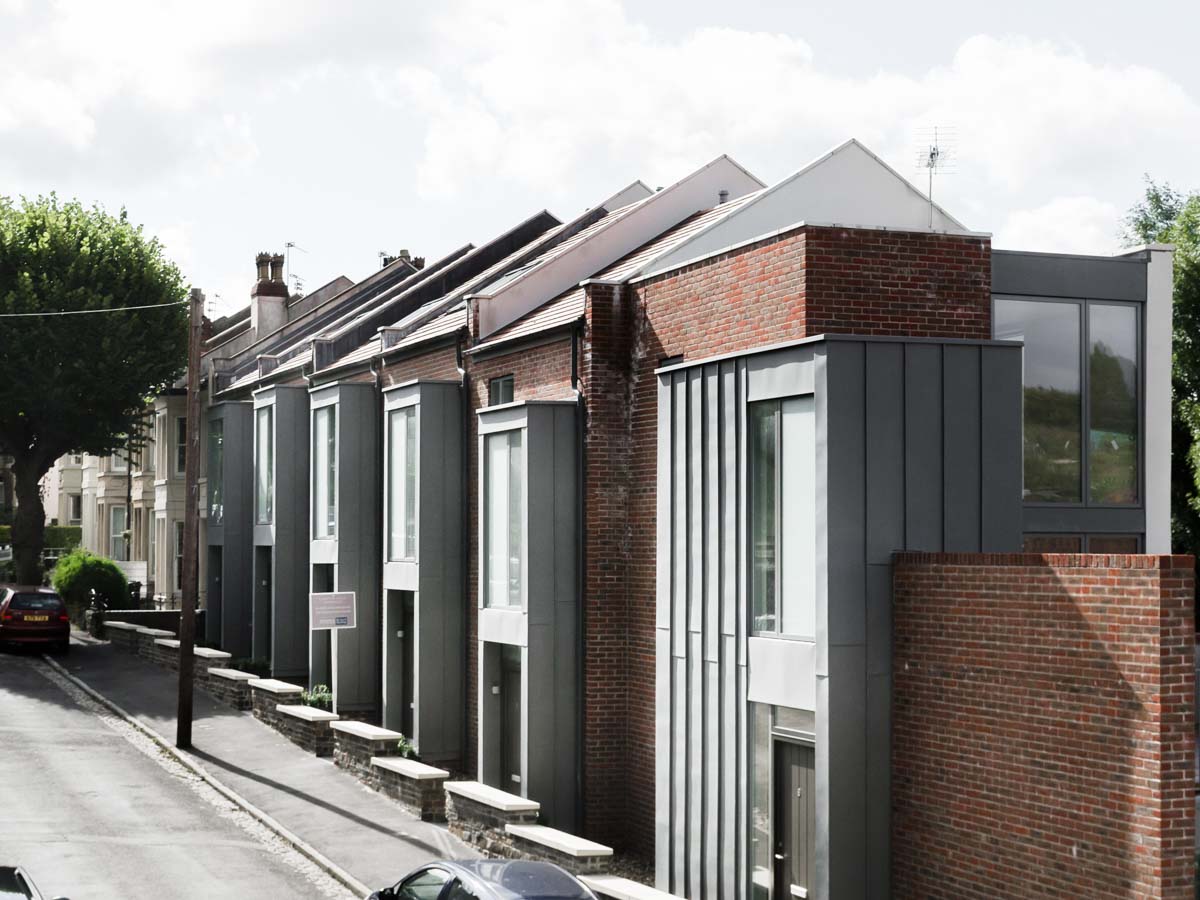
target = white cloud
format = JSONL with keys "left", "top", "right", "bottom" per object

{"left": 994, "top": 196, "right": 1122, "bottom": 255}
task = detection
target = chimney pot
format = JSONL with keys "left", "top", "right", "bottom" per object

{"left": 269, "top": 253, "right": 285, "bottom": 283}
{"left": 718, "top": 189, "right": 729, "bottom": 205}
{"left": 255, "top": 252, "right": 270, "bottom": 282}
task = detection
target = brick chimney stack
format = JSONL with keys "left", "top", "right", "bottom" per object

{"left": 250, "top": 250, "right": 289, "bottom": 338}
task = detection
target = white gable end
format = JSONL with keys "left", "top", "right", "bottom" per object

{"left": 635, "top": 139, "right": 975, "bottom": 281}
{"left": 477, "top": 156, "right": 764, "bottom": 338}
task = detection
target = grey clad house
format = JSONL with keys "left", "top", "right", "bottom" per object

{"left": 204, "top": 400, "right": 253, "bottom": 656}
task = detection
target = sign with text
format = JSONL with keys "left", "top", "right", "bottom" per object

{"left": 311, "top": 591, "right": 356, "bottom": 630}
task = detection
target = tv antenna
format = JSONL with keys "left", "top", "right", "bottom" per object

{"left": 915, "top": 126, "right": 957, "bottom": 227}
{"left": 284, "top": 241, "right": 307, "bottom": 293}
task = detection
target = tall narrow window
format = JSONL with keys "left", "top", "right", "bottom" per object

{"left": 749, "top": 397, "right": 816, "bottom": 638}
{"left": 111, "top": 450, "right": 128, "bottom": 472}
{"left": 208, "top": 420, "right": 224, "bottom": 524}
{"left": 255, "top": 406, "right": 274, "bottom": 524}
{"left": 388, "top": 406, "right": 418, "bottom": 560}
{"left": 1088, "top": 303, "right": 1138, "bottom": 504}
{"left": 173, "top": 520, "right": 184, "bottom": 592}
{"left": 175, "top": 417, "right": 187, "bottom": 477}
{"left": 313, "top": 405, "right": 337, "bottom": 539}
{"left": 109, "top": 505, "right": 127, "bottom": 559}
{"left": 68, "top": 494, "right": 82, "bottom": 525}
{"left": 485, "top": 429, "right": 524, "bottom": 607}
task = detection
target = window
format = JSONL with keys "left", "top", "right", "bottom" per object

{"left": 111, "top": 449, "right": 127, "bottom": 472}
{"left": 397, "top": 869, "right": 451, "bottom": 900}
{"left": 387, "top": 406, "right": 418, "bottom": 560}
{"left": 173, "top": 521, "right": 185, "bottom": 592}
{"left": 313, "top": 405, "right": 337, "bottom": 539}
{"left": 749, "top": 397, "right": 816, "bottom": 638}
{"left": 995, "top": 297, "right": 1140, "bottom": 506}
{"left": 485, "top": 429, "right": 524, "bottom": 608}
{"left": 255, "top": 406, "right": 274, "bottom": 524}
{"left": 489, "top": 375, "right": 514, "bottom": 406}
{"left": 109, "top": 506, "right": 128, "bottom": 559}
{"left": 68, "top": 494, "right": 82, "bottom": 525}
{"left": 175, "top": 417, "right": 187, "bottom": 477}
{"left": 208, "top": 420, "right": 224, "bottom": 524}
{"left": 72, "top": 455, "right": 83, "bottom": 465}
{"left": 444, "top": 880, "right": 481, "bottom": 900}
{"left": 1023, "top": 533, "right": 1140, "bottom": 553}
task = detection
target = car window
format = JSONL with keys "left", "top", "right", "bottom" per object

{"left": 444, "top": 879, "right": 481, "bottom": 900}
{"left": 398, "top": 868, "right": 451, "bottom": 900}
{"left": 0, "top": 865, "right": 32, "bottom": 898}
{"left": 10, "top": 593, "right": 64, "bottom": 611}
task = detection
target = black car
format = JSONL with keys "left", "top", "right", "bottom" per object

{"left": 0, "top": 865, "right": 68, "bottom": 900}
{"left": 368, "top": 860, "right": 597, "bottom": 900}
{"left": 0, "top": 587, "right": 71, "bottom": 653}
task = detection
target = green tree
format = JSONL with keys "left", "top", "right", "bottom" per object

{"left": 51, "top": 548, "right": 128, "bottom": 625}
{"left": 0, "top": 195, "right": 187, "bottom": 584}
{"left": 1124, "top": 177, "right": 1200, "bottom": 553}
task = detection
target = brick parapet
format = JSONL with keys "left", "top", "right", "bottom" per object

{"left": 892, "top": 552, "right": 1196, "bottom": 899}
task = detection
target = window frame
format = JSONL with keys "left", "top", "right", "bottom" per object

{"left": 488, "top": 374, "right": 514, "bottom": 406}
{"left": 312, "top": 402, "right": 338, "bottom": 540}
{"left": 993, "top": 294, "right": 1144, "bottom": 511}
{"left": 255, "top": 405, "right": 274, "bottom": 525}
{"left": 109, "top": 505, "right": 127, "bottom": 559}
{"left": 387, "top": 403, "right": 419, "bottom": 562}
{"left": 483, "top": 425, "right": 526, "bottom": 609}
{"left": 174, "top": 416, "right": 187, "bottom": 478}
{"left": 172, "top": 520, "right": 185, "bottom": 593}
{"left": 208, "top": 419, "right": 224, "bottom": 525}
{"left": 68, "top": 493, "right": 82, "bottom": 525}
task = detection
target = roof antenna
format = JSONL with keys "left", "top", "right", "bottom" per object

{"left": 284, "top": 241, "right": 307, "bottom": 295}
{"left": 915, "top": 126, "right": 957, "bottom": 228}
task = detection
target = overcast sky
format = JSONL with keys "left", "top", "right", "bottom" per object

{"left": 3, "top": 0, "right": 1199, "bottom": 317}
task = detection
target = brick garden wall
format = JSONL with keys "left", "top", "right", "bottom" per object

{"left": 892, "top": 552, "right": 1195, "bottom": 899}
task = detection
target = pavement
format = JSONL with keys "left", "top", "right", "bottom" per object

{"left": 6, "top": 638, "right": 477, "bottom": 897}
{"left": 0, "top": 647, "right": 353, "bottom": 899}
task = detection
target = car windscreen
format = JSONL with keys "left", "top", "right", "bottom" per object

{"left": 9, "top": 593, "right": 64, "bottom": 611}
{"left": 0, "top": 865, "right": 31, "bottom": 899}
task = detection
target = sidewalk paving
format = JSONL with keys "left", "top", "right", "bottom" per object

{"left": 58, "top": 641, "right": 476, "bottom": 890}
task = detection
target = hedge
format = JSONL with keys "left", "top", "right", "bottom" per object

{"left": 0, "top": 525, "right": 81, "bottom": 549}
{"left": 51, "top": 549, "right": 127, "bottom": 625}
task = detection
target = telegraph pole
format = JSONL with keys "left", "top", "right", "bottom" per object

{"left": 176, "top": 287, "right": 203, "bottom": 748}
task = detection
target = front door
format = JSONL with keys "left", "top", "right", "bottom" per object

{"left": 500, "top": 645, "right": 522, "bottom": 790}
{"left": 773, "top": 740, "right": 814, "bottom": 899}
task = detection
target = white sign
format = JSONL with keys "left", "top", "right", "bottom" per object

{"left": 311, "top": 591, "right": 356, "bottom": 630}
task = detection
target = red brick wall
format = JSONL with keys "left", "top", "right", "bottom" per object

{"left": 616, "top": 224, "right": 993, "bottom": 853}
{"left": 380, "top": 343, "right": 461, "bottom": 386}
{"left": 892, "top": 552, "right": 1195, "bottom": 899}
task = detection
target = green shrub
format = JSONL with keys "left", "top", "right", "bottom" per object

{"left": 51, "top": 549, "right": 127, "bottom": 625}
{"left": 300, "top": 683, "right": 333, "bottom": 710}
{"left": 396, "top": 735, "right": 416, "bottom": 759}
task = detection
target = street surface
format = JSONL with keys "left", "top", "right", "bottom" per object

{"left": 0, "top": 648, "right": 353, "bottom": 899}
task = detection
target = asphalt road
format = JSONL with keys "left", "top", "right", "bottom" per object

{"left": 0, "top": 648, "right": 354, "bottom": 900}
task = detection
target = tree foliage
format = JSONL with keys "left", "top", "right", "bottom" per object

{"left": 0, "top": 195, "right": 188, "bottom": 582}
{"left": 51, "top": 548, "right": 128, "bottom": 625}
{"left": 1123, "top": 177, "right": 1200, "bottom": 554}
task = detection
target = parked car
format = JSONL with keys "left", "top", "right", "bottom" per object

{"left": 367, "top": 860, "right": 597, "bottom": 900}
{"left": 0, "top": 586, "right": 70, "bottom": 653}
{"left": 0, "top": 865, "right": 69, "bottom": 899}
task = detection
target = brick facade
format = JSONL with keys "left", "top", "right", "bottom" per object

{"left": 892, "top": 552, "right": 1195, "bottom": 899}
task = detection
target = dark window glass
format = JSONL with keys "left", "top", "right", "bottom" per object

{"left": 995, "top": 299, "right": 1082, "bottom": 502}
{"left": 10, "top": 593, "right": 64, "bottom": 611}
{"left": 398, "top": 868, "right": 450, "bottom": 900}
{"left": 489, "top": 375, "right": 514, "bottom": 406}
{"left": 1022, "top": 534, "right": 1083, "bottom": 553}
{"left": 208, "top": 420, "right": 224, "bottom": 524}
{"left": 1087, "top": 534, "right": 1140, "bottom": 553}
{"left": 749, "top": 402, "right": 777, "bottom": 633}
{"left": 1088, "top": 304, "right": 1139, "bottom": 504}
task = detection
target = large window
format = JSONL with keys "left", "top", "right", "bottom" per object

{"left": 68, "top": 494, "right": 82, "bottom": 525}
{"left": 208, "top": 420, "right": 224, "bottom": 524}
{"left": 255, "top": 406, "right": 274, "bottom": 524}
{"left": 110, "top": 505, "right": 127, "bottom": 559}
{"left": 173, "top": 520, "right": 184, "bottom": 592}
{"left": 485, "top": 429, "right": 524, "bottom": 608}
{"left": 313, "top": 405, "right": 337, "bottom": 539}
{"left": 995, "top": 297, "right": 1139, "bottom": 505}
{"left": 388, "top": 406, "right": 418, "bottom": 561}
{"left": 749, "top": 397, "right": 816, "bottom": 638}
{"left": 174, "top": 417, "right": 187, "bottom": 477}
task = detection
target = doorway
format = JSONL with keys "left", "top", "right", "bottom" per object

{"left": 500, "top": 645, "right": 522, "bottom": 790}
{"left": 773, "top": 740, "right": 815, "bottom": 899}
{"left": 310, "top": 564, "right": 334, "bottom": 688}
{"left": 384, "top": 590, "right": 415, "bottom": 735}
{"left": 207, "top": 546, "right": 223, "bottom": 645}
{"left": 253, "top": 546, "right": 272, "bottom": 661}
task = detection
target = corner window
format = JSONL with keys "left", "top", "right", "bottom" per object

{"left": 749, "top": 397, "right": 816, "bottom": 639}
{"left": 174, "top": 417, "right": 187, "bottom": 477}
{"left": 313, "top": 405, "right": 337, "bottom": 539}
{"left": 387, "top": 406, "right": 418, "bottom": 561}
{"left": 995, "top": 297, "right": 1139, "bottom": 506}
{"left": 208, "top": 420, "right": 224, "bottom": 524}
{"left": 255, "top": 406, "right": 274, "bottom": 524}
{"left": 489, "top": 375, "right": 514, "bottom": 406}
{"left": 484, "top": 429, "right": 524, "bottom": 608}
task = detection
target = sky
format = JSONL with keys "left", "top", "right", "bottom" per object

{"left": 3, "top": 0, "right": 1199, "bottom": 317}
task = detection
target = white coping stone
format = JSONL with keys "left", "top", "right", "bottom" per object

{"left": 103, "top": 621, "right": 140, "bottom": 631}
{"left": 277, "top": 704, "right": 340, "bottom": 723}
{"left": 136, "top": 627, "right": 175, "bottom": 637}
{"left": 193, "top": 646, "right": 232, "bottom": 659}
{"left": 370, "top": 756, "right": 450, "bottom": 781}
{"left": 247, "top": 678, "right": 304, "bottom": 695}
{"left": 579, "top": 876, "right": 684, "bottom": 900}
{"left": 329, "top": 720, "right": 404, "bottom": 741}
{"left": 153, "top": 638, "right": 181, "bottom": 649}
{"left": 505, "top": 823, "right": 613, "bottom": 858}
{"left": 208, "top": 668, "right": 259, "bottom": 682}
{"left": 444, "top": 780, "right": 540, "bottom": 813}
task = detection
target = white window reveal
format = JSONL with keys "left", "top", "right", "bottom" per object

{"left": 255, "top": 406, "right": 274, "bottom": 524}
{"left": 173, "top": 520, "right": 185, "bottom": 593}
{"left": 313, "top": 405, "right": 337, "bottom": 539}
{"left": 175, "top": 417, "right": 187, "bottom": 477}
{"left": 109, "top": 505, "right": 127, "bottom": 560}
{"left": 388, "top": 406, "right": 418, "bottom": 561}
{"left": 485, "top": 429, "right": 524, "bottom": 608}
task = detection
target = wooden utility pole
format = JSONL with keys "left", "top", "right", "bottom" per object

{"left": 176, "top": 287, "right": 203, "bottom": 748}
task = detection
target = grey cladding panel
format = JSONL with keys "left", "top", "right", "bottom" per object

{"left": 993, "top": 250, "right": 1146, "bottom": 302}
{"left": 942, "top": 344, "right": 982, "bottom": 552}
{"left": 823, "top": 342, "right": 866, "bottom": 648}
{"left": 864, "top": 344, "right": 905, "bottom": 565}
{"left": 903, "top": 345, "right": 943, "bottom": 551}
{"left": 980, "top": 348, "right": 1023, "bottom": 550}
